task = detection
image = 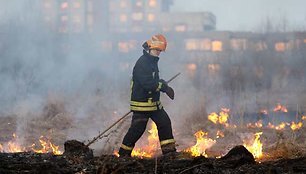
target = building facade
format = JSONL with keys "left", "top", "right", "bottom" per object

{"left": 37, "top": 0, "right": 306, "bottom": 91}
{"left": 40, "top": 0, "right": 215, "bottom": 34}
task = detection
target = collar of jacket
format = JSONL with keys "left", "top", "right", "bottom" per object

{"left": 143, "top": 50, "right": 159, "bottom": 63}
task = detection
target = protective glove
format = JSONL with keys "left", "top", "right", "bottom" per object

{"left": 166, "top": 86, "right": 175, "bottom": 100}
{"left": 159, "top": 79, "right": 168, "bottom": 92}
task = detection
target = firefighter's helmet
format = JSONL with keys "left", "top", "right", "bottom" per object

{"left": 146, "top": 34, "right": 167, "bottom": 51}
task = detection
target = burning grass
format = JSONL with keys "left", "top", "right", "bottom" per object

{"left": 1, "top": 102, "right": 306, "bottom": 173}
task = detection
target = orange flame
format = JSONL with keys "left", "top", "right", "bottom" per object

{"left": 7, "top": 141, "right": 25, "bottom": 152}
{"left": 31, "top": 136, "right": 62, "bottom": 155}
{"left": 131, "top": 122, "right": 159, "bottom": 158}
{"left": 273, "top": 103, "right": 288, "bottom": 113}
{"left": 208, "top": 112, "right": 219, "bottom": 124}
{"left": 2, "top": 133, "right": 25, "bottom": 153}
{"left": 185, "top": 130, "right": 216, "bottom": 157}
{"left": 216, "top": 130, "right": 224, "bottom": 138}
{"left": 219, "top": 110, "right": 229, "bottom": 125}
{"left": 1, "top": 133, "right": 62, "bottom": 155}
{"left": 267, "top": 122, "right": 288, "bottom": 130}
{"left": 208, "top": 108, "right": 230, "bottom": 126}
{"left": 243, "top": 132, "right": 263, "bottom": 159}
{"left": 131, "top": 150, "right": 152, "bottom": 158}
{"left": 290, "top": 122, "right": 303, "bottom": 131}
{"left": 247, "top": 120, "right": 263, "bottom": 128}
{"left": 221, "top": 107, "right": 230, "bottom": 113}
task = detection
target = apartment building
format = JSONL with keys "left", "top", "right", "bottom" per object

{"left": 39, "top": 0, "right": 133, "bottom": 33}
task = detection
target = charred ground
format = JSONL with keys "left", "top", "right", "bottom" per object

{"left": 1, "top": 143, "right": 306, "bottom": 174}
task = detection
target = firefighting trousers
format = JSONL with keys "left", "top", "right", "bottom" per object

{"left": 120, "top": 108, "right": 175, "bottom": 154}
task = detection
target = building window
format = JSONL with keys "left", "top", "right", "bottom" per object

{"left": 187, "top": 63, "right": 197, "bottom": 71}
{"left": 118, "top": 42, "right": 129, "bottom": 53}
{"left": 101, "top": 41, "right": 112, "bottom": 52}
{"left": 130, "top": 40, "right": 136, "bottom": 51}
{"left": 149, "top": 0, "right": 157, "bottom": 7}
{"left": 87, "top": 14, "right": 93, "bottom": 32}
{"left": 109, "top": 2, "right": 117, "bottom": 11}
{"left": 116, "top": 27, "right": 128, "bottom": 33}
{"left": 120, "top": 62, "right": 130, "bottom": 71}
{"left": 230, "top": 39, "right": 247, "bottom": 51}
{"left": 255, "top": 41, "right": 267, "bottom": 51}
{"left": 44, "top": 1, "right": 51, "bottom": 8}
{"left": 147, "top": 13, "right": 155, "bottom": 22}
{"left": 61, "top": 15, "right": 68, "bottom": 22}
{"left": 136, "top": 1, "right": 143, "bottom": 7}
{"left": 72, "top": 15, "right": 81, "bottom": 24}
{"left": 185, "top": 39, "right": 198, "bottom": 50}
{"left": 186, "top": 63, "right": 197, "bottom": 78}
{"left": 44, "top": 16, "right": 51, "bottom": 22}
{"left": 118, "top": 40, "right": 137, "bottom": 52}
{"left": 175, "top": 24, "right": 186, "bottom": 32}
{"left": 73, "top": 2, "right": 81, "bottom": 8}
{"left": 200, "top": 39, "right": 211, "bottom": 51}
{"left": 294, "top": 39, "right": 301, "bottom": 49}
{"left": 61, "top": 2, "right": 69, "bottom": 9}
{"left": 59, "top": 26, "right": 68, "bottom": 33}
{"left": 120, "top": 0, "right": 127, "bottom": 8}
{"left": 131, "top": 26, "right": 142, "bottom": 32}
{"left": 208, "top": 64, "right": 220, "bottom": 75}
{"left": 132, "top": 12, "right": 143, "bottom": 21}
{"left": 120, "top": 14, "right": 128, "bottom": 22}
{"left": 287, "top": 40, "right": 295, "bottom": 50}
{"left": 212, "top": 41, "right": 222, "bottom": 52}
{"left": 87, "top": 14, "right": 93, "bottom": 26}
{"left": 275, "top": 41, "right": 294, "bottom": 51}
{"left": 87, "top": 1, "right": 93, "bottom": 12}
{"left": 275, "top": 42, "right": 286, "bottom": 52}
{"left": 162, "top": 27, "right": 171, "bottom": 32}
{"left": 72, "top": 24, "right": 82, "bottom": 33}
{"left": 185, "top": 39, "right": 211, "bottom": 51}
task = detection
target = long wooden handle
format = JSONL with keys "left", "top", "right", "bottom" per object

{"left": 85, "top": 72, "right": 181, "bottom": 147}
{"left": 166, "top": 72, "right": 181, "bottom": 83}
{"left": 85, "top": 111, "right": 132, "bottom": 147}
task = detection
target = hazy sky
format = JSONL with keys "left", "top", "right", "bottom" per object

{"left": 172, "top": 0, "right": 306, "bottom": 31}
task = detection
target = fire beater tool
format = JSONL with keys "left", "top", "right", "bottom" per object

{"left": 85, "top": 72, "right": 181, "bottom": 147}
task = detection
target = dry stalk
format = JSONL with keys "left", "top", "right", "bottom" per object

{"left": 154, "top": 156, "right": 158, "bottom": 174}
{"left": 178, "top": 163, "right": 204, "bottom": 174}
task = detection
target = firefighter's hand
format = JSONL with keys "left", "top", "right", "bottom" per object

{"left": 159, "top": 79, "right": 168, "bottom": 92}
{"left": 166, "top": 86, "right": 174, "bottom": 100}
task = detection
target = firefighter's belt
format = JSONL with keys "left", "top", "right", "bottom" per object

{"left": 130, "top": 100, "right": 162, "bottom": 111}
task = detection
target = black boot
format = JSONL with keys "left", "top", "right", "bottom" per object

{"left": 161, "top": 143, "right": 189, "bottom": 160}
{"left": 118, "top": 147, "right": 132, "bottom": 157}
{"left": 161, "top": 143, "right": 176, "bottom": 155}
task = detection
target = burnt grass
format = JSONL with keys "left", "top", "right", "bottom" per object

{"left": 1, "top": 144, "right": 306, "bottom": 174}
{"left": 1, "top": 114, "right": 306, "bottom": 174}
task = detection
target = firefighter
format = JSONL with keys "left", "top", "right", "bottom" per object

{"left": 118, "top": 34, "right": 176, "bottom": 157}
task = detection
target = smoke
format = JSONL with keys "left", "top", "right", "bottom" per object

{"left": 0, "top": 1, "right": 131, "bottom": 149}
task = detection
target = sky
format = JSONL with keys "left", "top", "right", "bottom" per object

{"left": 172, "top": 0, "right": 306, "bottom": 31}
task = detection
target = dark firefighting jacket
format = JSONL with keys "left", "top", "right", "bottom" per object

{"left": 130, "top": 50, "right": 168, "bottom": 111}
